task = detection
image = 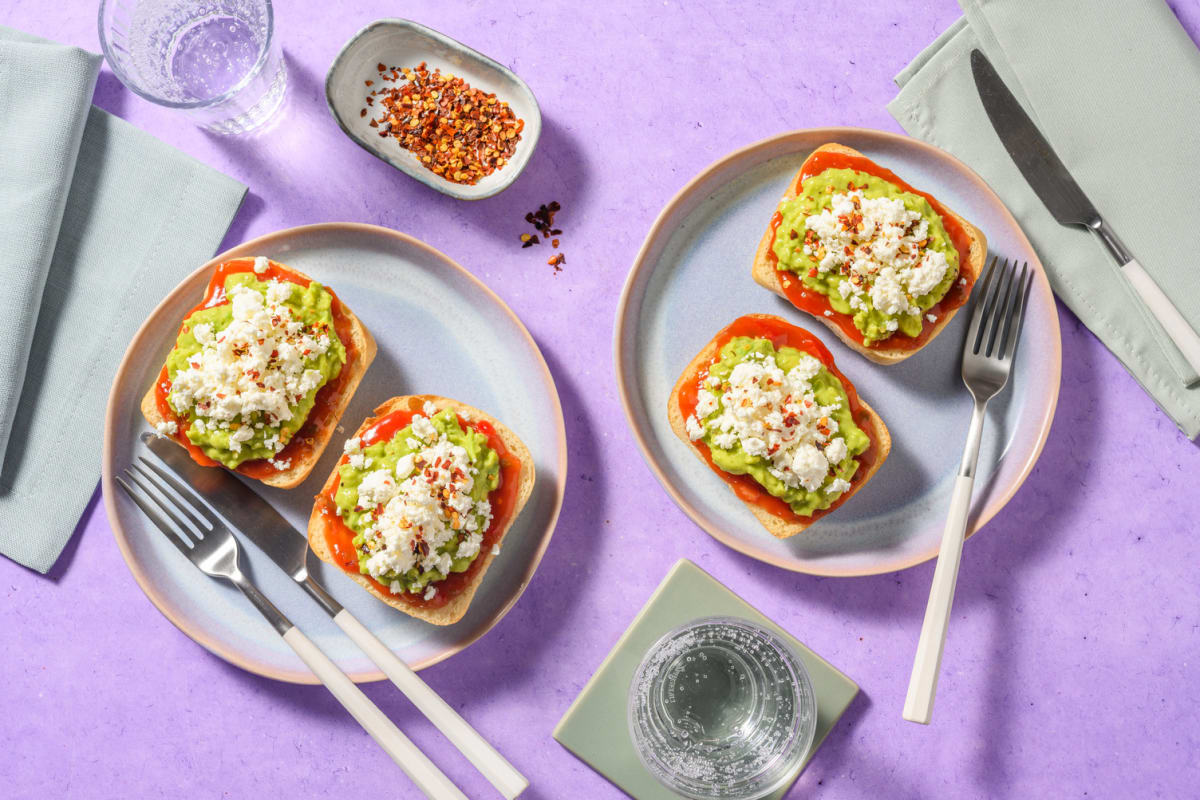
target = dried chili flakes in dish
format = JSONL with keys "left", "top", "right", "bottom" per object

{"left": 366, "top": 61, "right": 524, "bottom": 185}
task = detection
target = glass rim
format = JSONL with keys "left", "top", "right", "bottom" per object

{"left": 627, "top": 616, "right": 818, "bottom": 800}
{"left": 96, "top": 0, "right": 275, "bottom": 110}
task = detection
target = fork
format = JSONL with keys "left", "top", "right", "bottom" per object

{"left": 903, "top": 256, "right": 1033, "bottom": 725}
{"left": 117, "top": 463, "right": 467, "bottom": 800}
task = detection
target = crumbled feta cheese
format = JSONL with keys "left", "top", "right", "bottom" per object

{"left": 252, "top": 256, "right": 269, "bottom": 274}
{"left": 491, "top": 544, "right": 500, "bottom": 556}
{"left": 343, "top": 437, "right": 362, "bottom": 454}
{"left": 926, "top": 313, "right": 938, "bottom": 323}
{"left": 167, "top": 280, "right": 338, "bottom": 457}
{"left": 153, "top": 420, "right": 178, "bottom": 438}
{"left": 798, "top": 188, "right": 955, "bottom": 335}
{"left": 423, "top": 585, "right": 437, "bottom": 601}
{"left": 411, "top": 415, "right": 437, "bottom": 443}
{"left": 686, "top": 348, "right": 857, "bottom": 498}
{"left": 347, "top": 415, "right": 495, "bottom": 591}
{"left": 422, "top": 400, "right": 438, "bottom": 416}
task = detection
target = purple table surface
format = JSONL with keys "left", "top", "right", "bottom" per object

{"left": 4, "top": 2, "right": 1200, "bottom": 798}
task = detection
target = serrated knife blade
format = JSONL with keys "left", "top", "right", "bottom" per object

{"left": 971, "top": 48, "right": 1200, "bottom": 380}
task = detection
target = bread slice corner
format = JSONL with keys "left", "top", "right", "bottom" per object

{"left": 751, "top": 142, "right": 987, "bottom": 364}
{"left": 307, "top": 395, "right": 535, "bottom": 626}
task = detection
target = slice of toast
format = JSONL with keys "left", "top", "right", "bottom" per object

{"left": 751, "top": 142, "right": 987, "bottom": 364}
{"left": 308, "top": 395, "right": 536, "bottom": 626}
{"left": 141, "top": 260, "right": 376, "bottom": 489}
{"left": 667, "top": 315, "right": 891, "bottom": 538}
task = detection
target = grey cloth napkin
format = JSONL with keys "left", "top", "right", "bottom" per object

{"left": 0, "top": 28, "right": 247, "bottom": 573}
{"left": 889, "top": 0, "right": 1200, "bottom": 438}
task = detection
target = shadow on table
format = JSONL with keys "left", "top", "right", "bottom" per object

{"left": 789, "top": 691, "right": 921, "bottom": 798}
{"left": 737, "top": 305, "right": 1103, "bottom": 796}
{"left": 459, "top": 114, "right": 592, "bottom": 245}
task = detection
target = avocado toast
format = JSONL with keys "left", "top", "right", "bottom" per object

{"left": 668, "top": 314, "right": 891, "bottom": 538}
{"left": 752, "top": 143, "right": 986, "bottom": 364}
{"left": 142, "top": 257, "right": 375, "bottom": 489}
{"left": 308, "top": 395, "right": 535, "bottom": 625}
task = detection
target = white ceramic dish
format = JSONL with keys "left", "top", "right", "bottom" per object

{"left": 614, "top": 128, "right": 1061, "bottom": 577}
{"left": 103, "top": 223, "right": 566, "bottom": 682}
{"left": 325, "top": 19, "right": 541, "bottom": 200}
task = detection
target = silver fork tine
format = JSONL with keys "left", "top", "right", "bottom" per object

{"left": 969, "top": 256, "right": 1003, "bottom": 354}
{"left": 997, "top": 262, "right": 1031, "bottom": 361}
{"left": 116, "top": 474, "right": 194, "bottom": 555}
{"left": 136, "top": 456, "right": 216, "bottom": 534}
{"left": 985, "top": 258, "right": 1018, "bottom": 358}
{"left": 125, "top": 467, "right": 200, "bottom": 545}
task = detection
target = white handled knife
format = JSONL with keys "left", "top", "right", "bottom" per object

{"left": 971, "top": 48, "right": 1200, "bottom": 379}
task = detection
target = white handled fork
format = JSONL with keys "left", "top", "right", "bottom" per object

{"left": 903, "top": 256, "right": 1033, "bottom": 724}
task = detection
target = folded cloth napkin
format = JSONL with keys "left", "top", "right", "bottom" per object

{"left": 0, "top": 27, "right": 246, "bottom": 573}
{"left": 889, "top": 0, "right": 1200, "bottom": 438}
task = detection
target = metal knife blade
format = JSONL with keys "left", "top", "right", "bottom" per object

{"left": 141, "top": 432, "right": 341, "bottom": 615}
{"left": 970, "top": 49, "right": 1100, "bottom": 229}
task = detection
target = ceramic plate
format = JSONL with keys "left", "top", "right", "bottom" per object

{"left": 103, "top": 223, "right": 566, "bottom": 682}
{"left": 614, "top": 128, "right": 1060, "bottom": 576}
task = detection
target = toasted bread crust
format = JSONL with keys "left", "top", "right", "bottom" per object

{"left": 140, "top": 261, "right": 376, "bottom": 489}
{"left": 667, "top": 315, "right": 891, "bottom": 538}
{"left": 307, "top": 395, "right": 536, "bottom": 626}
{"left": 751, "top": 142, "right": 987, "bottom": 364}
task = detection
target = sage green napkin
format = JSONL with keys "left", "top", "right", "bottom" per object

{"left": 889, "top": 0, "right": 1200, "bottom": 438}
{"left": 0, "top": 28, "right": 247, "bottom": 573}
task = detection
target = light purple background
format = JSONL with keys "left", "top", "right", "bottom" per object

{"left": 4, "top": 2, "right": 1200, "bottom": 798}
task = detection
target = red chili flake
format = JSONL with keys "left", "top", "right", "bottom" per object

{"left": 520, "top": 201, "right": 566, "bottom": 271}
{"left": 365, "top": 61, "right": 523, "bottom": 185}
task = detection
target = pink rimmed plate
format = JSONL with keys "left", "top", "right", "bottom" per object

{"left": 614, "top": 128, "right": 1059, "bottom": 576}
{"left": 103, "top": 223, "right": 566, "bottom": 682}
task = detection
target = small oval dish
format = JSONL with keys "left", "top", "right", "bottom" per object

{"left": 326, "top": 19, "right": 541, "bottom": 200}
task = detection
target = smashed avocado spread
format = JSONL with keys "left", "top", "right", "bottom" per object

{"left": 772, "top": 167, "right": 959, "bottom": 345}
{"left": 335, "top": 408, "right": 500, "bottom": 596}
{"left": 685, "top": 337, "right": 869, "bottom": 515}
{"left": 165, "top": 272, "right": 346, "bottom": 468}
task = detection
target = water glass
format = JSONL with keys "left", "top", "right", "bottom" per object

{"left": 98, "top": 0, "right": 287, "bottom": 134}
{"left": 628, "top": 617, "right": 818, "bottom": 800}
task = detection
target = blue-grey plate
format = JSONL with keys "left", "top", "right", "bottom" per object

{"left": 614, "top": 128, "right": 1060, "bottom": 576}
{"left": 325, "top": 19, "right": 541, "bottom": 200}
{"left": 103, "top": 223, "right": 566, "bottom": 682}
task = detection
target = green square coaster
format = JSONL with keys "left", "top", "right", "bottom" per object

{"left": 553, "top": 559, "right": 859, "bottom": 799}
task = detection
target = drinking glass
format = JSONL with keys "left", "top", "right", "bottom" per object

{"left": 628, "top": 617, "right": 818, "bottom": 800}
{"left": 98, "top": 0, "right": 287, "bottom": 134}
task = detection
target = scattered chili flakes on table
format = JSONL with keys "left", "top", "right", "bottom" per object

{"left": 518, "top": 202, "right": 566, "bottom": 273}
{"left": 363, "top": 61, "right": 524, "bottom": 185}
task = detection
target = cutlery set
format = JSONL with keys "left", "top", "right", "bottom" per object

{"left": 118, "top": 438, "right": 527, "bottom": 800}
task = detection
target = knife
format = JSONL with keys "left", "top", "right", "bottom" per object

{"left": 971, "top": 49, "right": 1200, "bottom": 379}
{"left": 141, "top": 433, "right": 529, "bottom": 800}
